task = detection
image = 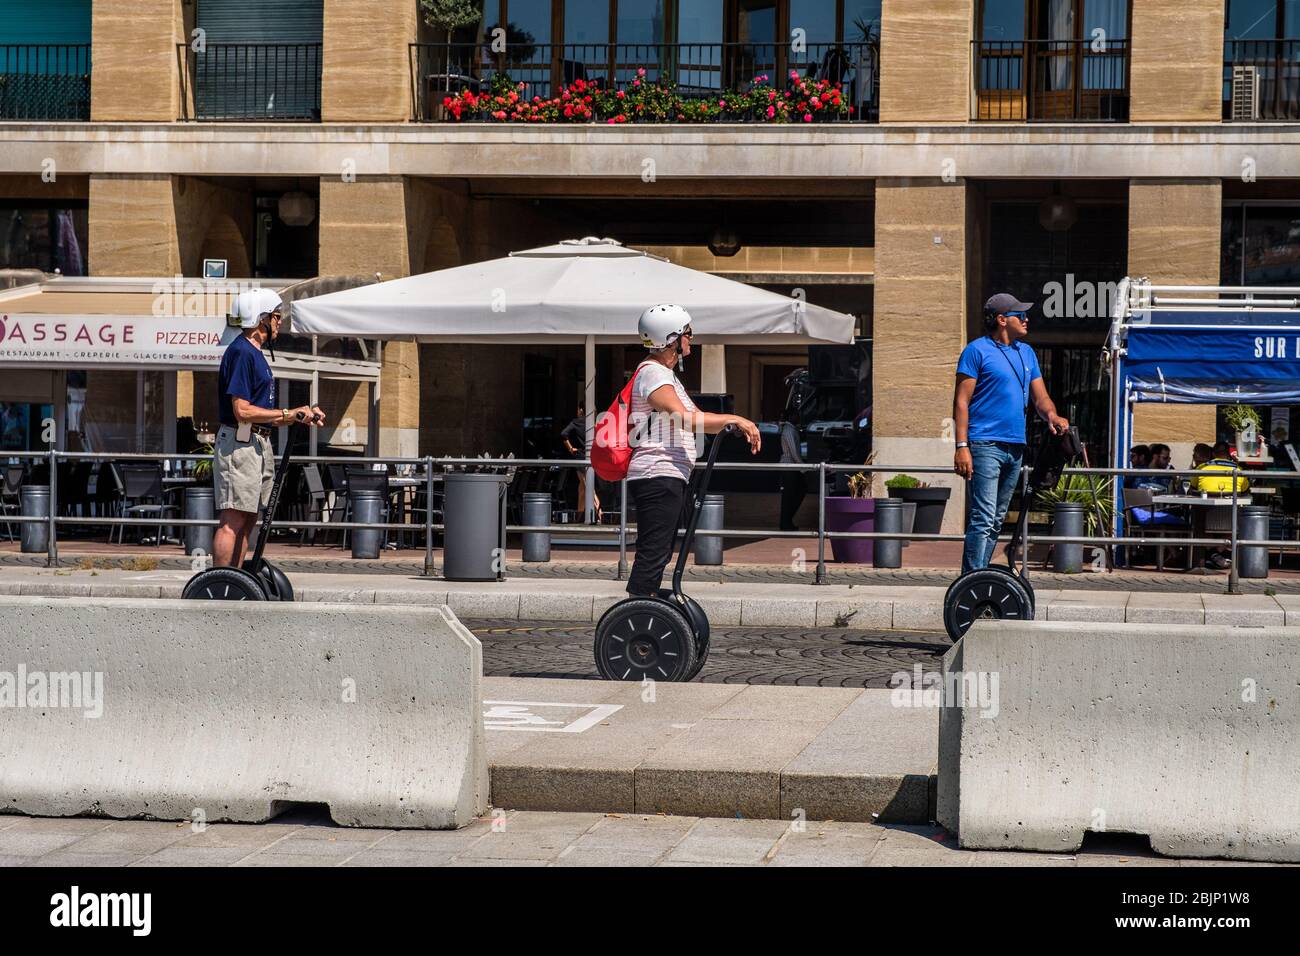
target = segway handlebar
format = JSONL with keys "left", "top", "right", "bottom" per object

{"left": 671, "top": 423, "right": 737, "bottom": 595}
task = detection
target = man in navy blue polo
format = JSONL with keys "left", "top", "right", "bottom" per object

{"left": 952, "top": 292, "right": 1069, "bottom": 574}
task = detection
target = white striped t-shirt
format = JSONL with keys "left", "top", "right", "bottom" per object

{"left": 627, "top": 360, "right": 698, "bottom": 483}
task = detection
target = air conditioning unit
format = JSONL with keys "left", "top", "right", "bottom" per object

{"left": 1232, "top": 65, "right": 1260, "bottom": 120}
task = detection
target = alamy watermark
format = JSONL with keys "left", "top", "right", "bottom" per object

{"left": 888, "top": 664, "right": 1000, "bottom": 718}
{"left": 0, "top": 665, "right": 104, "bottom": 718}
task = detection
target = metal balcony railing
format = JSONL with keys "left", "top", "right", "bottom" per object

{"left": 177, "top": 42, "right": 322, "bottom": 121}
{"left": 410, "top": 40, "right": 878, "bottom": 122}
{"left": 1224, "top": 39, "right": 1300, "bottom": 121}
{"left": 0, "top": 44, "right": 91, "bottom": 120}
{"left": 972, "top": 38, "right": 1130, "bottom": 122}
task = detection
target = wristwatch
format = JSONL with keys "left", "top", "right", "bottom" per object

{"left": 955, "top": 441, "right": 970, "bottom": 449}
{"left": 281, "top": 408, "right": 291, "bottom": 422}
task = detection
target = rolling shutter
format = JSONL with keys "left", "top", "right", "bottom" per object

{"left": 193, "top": 0, "right": 323, "bottom": 119}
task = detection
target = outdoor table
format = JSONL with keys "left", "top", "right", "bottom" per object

{"left": 1153, "top": 494, "right": 1253, "bottom": 571}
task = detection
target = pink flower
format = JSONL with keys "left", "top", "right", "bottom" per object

{"left": 803, "top": 113, "right": 812, "bottom": 122}
{"left": 766, "top": 105, "right": 775, "bottom": 119}
{"left": 616, "top": 90, "right": 626, "bottom": 99}
{"left": 768, "top": 91, "right": 777, "bottom": 101}
{"left": 719, "top": 100, "right": 726, "bottom": 108}
{"left": 637, "top": 67, "right": 646, "bottom": 76}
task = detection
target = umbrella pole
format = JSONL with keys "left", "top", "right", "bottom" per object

{"left": 585, "top": 335, "right": 596, "bottom": 525}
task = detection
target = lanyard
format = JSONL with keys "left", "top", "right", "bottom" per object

{"left": 990, "top": 338, "right": 1028, "bottom": 407}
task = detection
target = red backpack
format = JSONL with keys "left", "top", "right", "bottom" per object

{"left": 590, "top": 365, "right": 644, "bottom": 481}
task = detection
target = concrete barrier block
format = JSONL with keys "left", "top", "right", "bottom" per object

{"left": 938, "top": 620, "right": 1300, "bottom": 862}
{"left": 0, "top": 596, "right": 487, "bottom": 829}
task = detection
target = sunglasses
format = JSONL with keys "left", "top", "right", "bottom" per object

{"left": 1003, "top": 311, "right": 1028, "bottom": 321}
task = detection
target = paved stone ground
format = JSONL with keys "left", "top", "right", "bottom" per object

{"left": 0, "top": 810, "right": 1270, "bottom": 867}
{"left": 5, "top": 549, "right": 1293, "bottom": 593}
{"left": 470, "top": 620, "right": 947, "bottom": 687}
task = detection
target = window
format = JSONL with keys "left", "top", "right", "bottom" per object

{"left": 0, "top": 202, "right": 87, "bottom": 275}
{"left": 1222, "top": 205, "right": 1300, "bottom": 286}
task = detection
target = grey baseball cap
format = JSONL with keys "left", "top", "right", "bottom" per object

{"left": 984, "top": 292, "right": 1033, "bottom": 314}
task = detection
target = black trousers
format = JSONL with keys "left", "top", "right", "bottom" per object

{"left": 627, "top": 476, "right": 687, "bottom": 596}
{"left": 780, "top": 472, "right": 805, "bottom": 530}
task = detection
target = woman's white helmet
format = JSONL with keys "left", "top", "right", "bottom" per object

{"left": 638, "top": 303, "right": 693, "bottom": 350}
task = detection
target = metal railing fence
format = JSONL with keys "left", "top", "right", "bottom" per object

{"left": 4, "top": 450, "right": 1297, "bottom": 594}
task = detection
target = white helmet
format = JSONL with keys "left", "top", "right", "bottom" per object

{"left": 638, "top": 303, "right": 693, "bottom": 350}
{"left": 231, "top": 288, "right": 284, "bottom": 329}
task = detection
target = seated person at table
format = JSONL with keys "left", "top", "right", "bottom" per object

{"left": 1142, "top": 443, "right": 1174, "bottom": 493}
{"left": 1192, "top": 441, "right": 1249, "bottom": 494}
{"left": 1125, "top": 445, "right": 1151, "bottom": 489}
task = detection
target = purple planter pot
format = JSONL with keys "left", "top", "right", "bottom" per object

{"left": 825, "top": 496, "right": 875, "bottom": 564}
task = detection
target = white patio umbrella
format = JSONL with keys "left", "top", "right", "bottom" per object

{"left": 290, "top": 236, "right": 857, "bottom": 517}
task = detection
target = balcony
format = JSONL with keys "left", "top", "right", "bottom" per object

{"left": 1225, "top": 40, "right": 1300, "bottom": 121}
{"left": 410, "top": 41, "right": 878, "bottom": 123}
{"left": 0, "top": 44, "right": 91, "bottom": 120}
{"left": 972, "top": 39, "right": 1129, "bottom": 122}
{"left": 177, "top": 43, "right": 321, "bottom": 121}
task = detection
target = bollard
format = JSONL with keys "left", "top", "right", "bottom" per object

{"left": 1238, "top": 505, "right": 1270, "bottom": 579}
{"left": 349, "top": 488, "right": 385, "bottom": 560}
{"left": 1052, "top": 502, "right": 1085, "bottom": 573}
{"left": 521, "top": 492, "right": 551, "bottom": 562}
{"left": 872, "top": 498, "right": 902, "bottom": 568}
{"left": 183, "top": 485, "right": 214, "bottom": 557}
{"left": 19, "top": 484, "right": 49, "bottom": 554}
{"left": 694, "top": 494, "right": 724, "bottom": 566}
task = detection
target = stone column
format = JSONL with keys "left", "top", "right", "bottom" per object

{"left": 879, "top": 0, "right": 973, "bottom": 123}
{"left": 322, "top": 0, "right": 419, "bottom": 122}
{"left": 1127, "top": 179, "right": 1223, "bottom": 461}
{"left": 872, "top": 178, "right": 970, "bottom": 534}
{"left": 91, "top": 0, "right": 186, "bottom": 122}
{"left": 1130, "top": 1, "right": 1225, "bottom": 123}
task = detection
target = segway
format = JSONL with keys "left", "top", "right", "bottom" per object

{"left": 182, "top": 412, "right": 314, "bottom": 601}
{"left": 593, "top": 424, "right": 735, "bottom": 682}
{"left": 942, "top": 462, "right": 1036, "bottom": 642}
{"left": 942, "top": 427, "right": 1085, "bottom": 641}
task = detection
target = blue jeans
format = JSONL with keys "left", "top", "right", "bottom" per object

{"left": 962, "top": 441, "right": 1025, "bottom": 575}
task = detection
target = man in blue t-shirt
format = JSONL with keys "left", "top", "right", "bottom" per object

{"left": 952, "top": 292, "right": 1069, "bottom": 574}
{"left": 212, "top": 288, "right": 324, "bottom": 569}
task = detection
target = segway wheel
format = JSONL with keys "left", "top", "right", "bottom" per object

{"left": 943, "top": 568, "right": 1034, "bottom": 642}
{"left": 983, "top": 564, "right": 1035, "bottom": 614}
{"left": 182, "top": 567, "right": 267, "bottom": 601}
{"left": 594, "top": 598, "right": 698, "bottom": 682}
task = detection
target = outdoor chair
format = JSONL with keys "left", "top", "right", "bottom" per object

{"left": 1, "top": 464, "right": 24, "bottom": 541}
{"left": 1122, "top": 487, "right": 1192, "bottom": 571}
{"left": 114, "top": 462, "right": 178, "bottom": 546}
{"left": 300, "top": 463, "right": 345, "bottom": 546}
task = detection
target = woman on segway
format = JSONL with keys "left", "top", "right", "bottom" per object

{"left": 624, "top": 304, "right": 762, "bottom": 598}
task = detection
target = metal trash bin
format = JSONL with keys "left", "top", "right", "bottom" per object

{"left": 872, "top": 497, "right": 902, "bottom": 569}
{"left": 20, "top": 484, "right": 49, "bottom": 554}
{"left": 1238, "top": 505, "right": 1271, "bottom": 579}
{"left": 1053, "top": 502, "right": 1085, "bottom": 573}
{"left": 694, "top": 494, "right": 724, "bottom": 566}
{"left": 443, "top": 472, "right": 509, "bottom": 581}
{"left": 183, "top": 485, "right": 214, "bottom": 557}
{"left": 522, "top": 492, "right": 551, "bottom": 562}
{"left": 350, "top": 488, "right": 385, "bottom": 560}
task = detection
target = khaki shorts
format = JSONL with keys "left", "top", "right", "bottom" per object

{"left": 213, "top": 425, "right": 274, "bottom": 513}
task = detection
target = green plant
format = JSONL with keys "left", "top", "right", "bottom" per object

{"left": 846, "top": 472, "right": 872, "bottom": 499}
{"left": 1035, "top": 473, "right": 1115, "bottom": 538}
{"left": 885, "top": 473, "right": 922, "bottom": 490}
{"left": 419, "top": 0, "right": 482, "bottom": 34}
{"left": 1223, "top": 403, "right": 1262, "bottom": 434}
{"left": 192, "top": 443, "right": 214, "bottom": 481}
